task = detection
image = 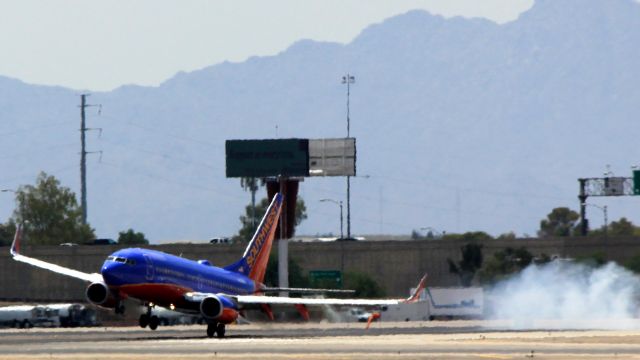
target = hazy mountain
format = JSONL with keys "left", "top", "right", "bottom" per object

{"left": 2, "top": 0, "right": 640, "bottom": 241}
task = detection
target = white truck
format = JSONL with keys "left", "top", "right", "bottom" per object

{"left": 0, "top": 305, "right": 52, "bottom": 328}
{"left": 151, "top": 307, "right": 202, "bottom": 326}
{"left": 45, "top": 304, "right": 97, "bottom": 327}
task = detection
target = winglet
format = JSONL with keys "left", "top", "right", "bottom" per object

{"left": 403, "top": 274, "right": 428, "bottom": 303}
{"left": 10, "top": 224, "right": 22, "bottom": 256}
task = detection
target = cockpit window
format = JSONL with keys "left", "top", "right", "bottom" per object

{"left": 106, "top": 256, "right": 136, "bottom": 266}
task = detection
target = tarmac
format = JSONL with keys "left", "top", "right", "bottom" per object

{"left": 1, "top": 320, "right": 640, "bottom": 359}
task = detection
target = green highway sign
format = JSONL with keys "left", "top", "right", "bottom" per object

{"left": 225, "top": 139, "right": 309, "bottom": 178}
{"left": 309, "top": 270, "right": 342, "bottom": 288}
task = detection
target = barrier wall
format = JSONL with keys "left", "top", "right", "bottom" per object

{"left": 0, "top": 236, "right": 637, "bottom": 301}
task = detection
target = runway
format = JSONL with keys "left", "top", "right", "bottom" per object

{"left": 2, "top": 321, "right": 640, "bottom": 359}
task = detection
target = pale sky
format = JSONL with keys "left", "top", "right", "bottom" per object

{"left": 0, "top": 0, "right": 533, "bottom": 91}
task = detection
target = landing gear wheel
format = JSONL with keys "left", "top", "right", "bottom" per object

{"left": 216, "top": 323, "right": 225, "bottom": 338}
{"left": 139, "top": 314, "right": 149, "bottom": 328}
{"left": 206, "top": 323, "right": 217, "bottom": 338}
{"left": 149, "top": 315, "right": 159, "bottom": 330}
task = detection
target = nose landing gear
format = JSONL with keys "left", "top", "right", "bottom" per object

{"left": 139, "top": 303, "right": 159, "bottom": 330}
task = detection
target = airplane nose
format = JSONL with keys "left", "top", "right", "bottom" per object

{"left": 101, "top": 261, "right": 125, "bottom": 285}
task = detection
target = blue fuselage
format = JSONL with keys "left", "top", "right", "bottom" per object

{"left": 100, "top": 248, "right": 256, "bottom": 310}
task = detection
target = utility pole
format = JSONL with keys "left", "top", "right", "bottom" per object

{"left": 342, "top": 74, "right": 355, "bottom": 239}
{"left": 79, "top": 94, "right": 102, "bottom": 226}
{"left": 80, "top": 94, "right": 88, "bottom": 225}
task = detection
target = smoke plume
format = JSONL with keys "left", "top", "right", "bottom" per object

{"left": 486, "top": 261, "right": 640, "bottom": 329}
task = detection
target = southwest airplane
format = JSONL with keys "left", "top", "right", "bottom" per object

{"left": 10, "top": 193, "right": 426, "bottom": 337}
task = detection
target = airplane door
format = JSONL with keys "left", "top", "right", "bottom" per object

{"left": 197, "top": 274, "right": 204, "bottom": 291}
{"left": 143, "top": 254, "right": 155, "bottom": 281}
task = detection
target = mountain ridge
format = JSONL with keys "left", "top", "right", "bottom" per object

{"left": 1, "top": 0, "right": 639, "bottom": 241}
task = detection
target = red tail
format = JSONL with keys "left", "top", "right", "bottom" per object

{"left": 224, "top": 193, "right": 283, "bottom": 284}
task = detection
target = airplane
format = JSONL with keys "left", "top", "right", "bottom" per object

{"left": 10, "top": 193, "right": 427, "bottom": 338}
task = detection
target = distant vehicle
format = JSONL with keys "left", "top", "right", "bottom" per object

{"left": 45, "top": 304, "right": 97, "bottom": 327}
{"left": 0, "top": 305, "right": 54, "bottom": 328}
{"left": 336, "top": 237, "right": 363, "bottom": 241}
{"left": 344, "top": 307, "right": 375, "bottom": 322}
{"left": 209, "top": 237, "right": 231, "bottom": 244}
{"left": 150, "top": 307, "right": 202, "bottom": 326}
{"left": 380, "top": 301, "right": 429, "bottom": 322}
{"left": 85, "top": 238, "right": 117, "bottom": 245}
{"left": 59, "top": 243, "right": 78, "bottom": 247}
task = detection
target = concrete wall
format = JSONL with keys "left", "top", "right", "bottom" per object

{"left": 1, "top": 236, "right": 638, "bottom": 302}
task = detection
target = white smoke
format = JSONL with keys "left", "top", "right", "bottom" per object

{"left": 486, "top": 260, "right": 640, "bottom": 329}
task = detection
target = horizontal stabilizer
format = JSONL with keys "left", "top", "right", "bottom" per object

{"left": 260, "top": 287, "right": 356, "bottom": 295}
{"left": 236, "top": 295, "right": 401, "bottom": 306}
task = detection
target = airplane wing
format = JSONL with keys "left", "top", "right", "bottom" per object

{"left": 10, "top": 225, "right": 103, "bottom": 283}
{"left": 235, "top": 274, "right": 427, "bottom": 306}
{"left": 235, "top": 295, "right": 401, "bottom": 306}
{"left": 185, "top": 274, "right": 427, "bottom": 307}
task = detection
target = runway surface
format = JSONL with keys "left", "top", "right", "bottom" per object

{"left": 2, "top": 320, "right": 640, "bottom": 359}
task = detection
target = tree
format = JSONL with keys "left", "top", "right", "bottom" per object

{"left": 263, "top": 254, "right": 309, "bottom": 288}
{"left": 447, "top": 243, "right": 484, "bottom": 286}
{"left": 117, "top": 228, "right": 149, "bottom": 245}
{"left": 343, "top": 272, "right": 386, "bottom": 298}
{"left": 624, "top": 253, "right": 640, "bottom": 274}
{"left": 496, "top": 232, "right": 517, "bottom": 241}
{"left": 538, "top": 207, "right": 579, "bottom": 237}
{"left": 477, "top": 247, "right": 535, "bottom": 284}
{"left": 608, "top": 218, "right": 640, "bottom": 237}
{"left": 575, "top": 251, "right": 607, "bottom": 267}
{"left": 442, "top": 231, "right": 493, "bottom": 242}
{"left": 240, "top": 177, "right": 262, "bottom": 230}
{"left": 11, "top": 172, "right": 95, "bottom": 245}
{"left": 236, "top": 196, "right": 308, "bottom": 242}
{"left": 589, "top": 217, "right": 640, "bottom": 237}
{"left": 0, "top": 222, "right": 16, "bottom": 247}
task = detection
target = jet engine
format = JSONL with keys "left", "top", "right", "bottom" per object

{"left": 200, "top": 295, "right": 223, "bottom": 319}
{"left": 199, "top": 295, "right": 238, "bottom": 324}
{"left": 85, "top": 282, "right": 117, "bottom": 308}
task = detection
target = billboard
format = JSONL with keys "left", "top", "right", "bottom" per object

{"left": 309, "top": 138, "right": 356, "bottom": 176}
{"left": 604, "top": 177, "right": 625, "bottom": 196}
{"left": 225, "top": 139, "right": 309, "bottom": 178}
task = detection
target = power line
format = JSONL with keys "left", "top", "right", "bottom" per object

{"left": 0, "top": 120, "right": 76, "bottom": 137}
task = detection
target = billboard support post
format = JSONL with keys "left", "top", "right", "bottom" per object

{"left": 278, "top": 176, "right": 289, "bottom": 296}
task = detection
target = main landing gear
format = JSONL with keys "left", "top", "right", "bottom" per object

{"left": 206, "top": 322, "right": 226, "bottom": 338}
{"left": 114, "top": 301, "right": 125, "bottom": 315}
{"left": 139, "top": 304, "right": 159, "bottom": 331}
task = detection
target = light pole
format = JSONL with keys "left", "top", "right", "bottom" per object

{"left": 341, "top": 74, "right": 355, "bottom": 239}
{"left": 583, "top": 203, "right": 608, "bottom": 240}
{"left": 320, "top": 198, "right": 344, "bottom": 239}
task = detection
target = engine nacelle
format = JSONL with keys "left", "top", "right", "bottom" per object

{"left": 200, "top": 295, "right": 223, "bottom": 319}
{"left": 85, "top": 282, "right": 117, "bottom": 309}
{"left": 199, "top": 295, "right": 239, "bottom": 324}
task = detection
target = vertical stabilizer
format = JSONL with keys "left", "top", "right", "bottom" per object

{"left": 225, "top": 193, "right": 283, "bottom": 284}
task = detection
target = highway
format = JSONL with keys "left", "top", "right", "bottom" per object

{"left": 1, "top": 321, "right": 640, "bottom": 359}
